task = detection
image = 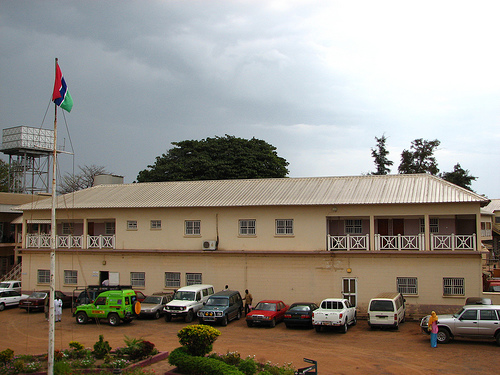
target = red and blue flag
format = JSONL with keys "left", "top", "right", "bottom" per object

{"left": 52, "top": 62, "right": 73, "bottom": 112}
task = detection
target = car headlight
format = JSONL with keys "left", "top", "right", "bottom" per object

{"left": 263, "top": 316, "right": 271, "bottom": 320}
{"left": 197, "top": 311, "right": 203, "bottom": 317}
{"left": 216, "top": 312, "right": 222, "bottom": 317}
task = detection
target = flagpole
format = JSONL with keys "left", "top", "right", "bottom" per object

{"left": 48, "top": 57, "right": 58, "bottom": 375}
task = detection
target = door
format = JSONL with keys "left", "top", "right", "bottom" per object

{"left": 342, "top": 278, "right": 357, "bottom": 307}
{"left": 455, "top": 309, "right": 479, "bottom": 336}
{"left": 393, "top": 219, "right": 404, "bottom": 235}
{"left": 378, "top": 219, "right": 389, "bottom": 236}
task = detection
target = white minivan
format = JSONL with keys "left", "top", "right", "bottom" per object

{"left": 163, "top": 284, "right": 214, "bottom": 323}
{"left": 367, "top": 292, "right": 406, "bottom": 329}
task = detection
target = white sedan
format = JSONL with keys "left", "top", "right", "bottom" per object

{"left": 0, "top": 290, "right": 29, "bottom": 311}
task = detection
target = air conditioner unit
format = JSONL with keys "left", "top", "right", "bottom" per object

{"left": 202, "top": 240, "right": 217, "bottom": 250}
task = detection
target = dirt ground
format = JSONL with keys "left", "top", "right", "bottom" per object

{"left": 1, "top": 307, "right": 499, "bottom": 375}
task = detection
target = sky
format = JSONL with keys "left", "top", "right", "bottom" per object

{"left": 1, "top": 0, "right": 499, "bottom": 198}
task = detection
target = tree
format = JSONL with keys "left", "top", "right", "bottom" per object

{"left": 440, "top": 163, "right": 477, "bottom": 191}
{"left": 0, "top": 160, "right": 8, "bottom": 192}
{"left": 370, "top": 135, "right": 393, "bottom": 175}
{"left": 398, "top": 138, "right": 440, "bottom": 175}
{"left": 59, "top": 164, "right": 109, "bottom": 194}
{"left": 136, "top": 135, "right": 289, "bottom": 182}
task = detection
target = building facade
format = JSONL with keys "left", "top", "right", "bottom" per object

{"left": 17, "top": 174, "right": 495, "bottom": 317}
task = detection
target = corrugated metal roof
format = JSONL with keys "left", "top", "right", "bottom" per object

{"left": 16, "top": 174, "right": 490, "bottom": 211}
{"left": 483, "top": 199, "right": 500, "bottom": 213}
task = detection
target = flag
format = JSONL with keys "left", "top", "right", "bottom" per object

{"left": 52, "top": 62, "right": 73, "bottom": 112}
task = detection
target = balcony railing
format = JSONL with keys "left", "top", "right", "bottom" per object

{"left": 328, "top": 233, "right": 477, "bottom": 251}
{"left": 26, "top": 234, "right": 115, "bottom": 249}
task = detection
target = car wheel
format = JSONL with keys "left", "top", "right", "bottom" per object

{"left": 165, "top": 314, "right": 172, "bottom": 322}
{"left": 437, "top": 328, "right": 450, "bottom": 344}
{"left": 341, "top": 322, "right": 348, "bottom": 333}
{"left": 108, "top": 313, "right": 121, "bottom": 326}
{"left": 236, "top": 309, "right": 242, "bottom": 320}
{"left": 154, "top": 310, "right": 160, "bottom": 320}
{"left": 185, "top": 310, "right": 194, "bottom": 323}
{"left": 351, "top": 315, "right": 357, "bottom": 326}
{"left": 285, "top": 323, "right": 290, "bottom": 329}
{"left": 246, "top": 321, "right": 253, "bottom": 327}
{"left": 315, "top": 326, "right": 322, "bottom": 333}
{"left": 0, "top": 303, "right": 5, "bottom": 311}
{"left": 76, "top": 312, "right": 88, "bottom": 324}
{"left": 221, "top": 315, "right": 228, "bottom": 326}
{"left": 495, "top": 332, "right": 500, "bottom": 346}
{"left": 270, "top": 318, "right": 276, "bottom": 328}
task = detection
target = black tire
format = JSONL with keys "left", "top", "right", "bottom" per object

{"left": 270, "top": 318, "right": 276, "bottom": 328}
{"left": 351, "top": 315, "right": 357, "bottom": 326}
{"left": 246, "top": 321, "right": 253, "bottom": 327}
{"left": 285, "top": 323, "right": 290, "bottom": 329}
{"left": 236, "top": 309, "right": 242, "bottom": 320}
{"left": 495, "top": 332, "right": 500, "bottom": 346}
{"left": 437, "top": 328, "right": 450, "bottom": 343}
{"left": 221, "top": 315, "right": 228, "bottom": 326}
{"left": 0, "top": 303, "right": 5, "bottom": 311}
{"left": 165, "top": 313, "right": 172, "bottom": 322}
{"left": 108, "top": 313, "right": 121, "bottom": 326}
{"left": 341, "top": 322, "right": 348, "bottom": 333}
{"left": 185, "top": 310, "right": 194, "bottom": 323}
{"left": 315, "top": 326, "right": 321, "bottom": 333}
{"left": 75, "top": 311, "right": 88, "bottom": 324}
{"left": 154, "top": 310, "right": 160, "bottom": 320}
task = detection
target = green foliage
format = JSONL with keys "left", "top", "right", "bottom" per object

{"left": 177, "top": 324, "right": 221, "bottom": 357}
{"left": 136, "top": 135, "right": 289, "bottom": 182}
{"left": 168, "top": 347, "right": 244, "bottom": 375}
{"left": 370, "top": 135, "right": 393, "bottom": 175}
{"left": 440, "top": 163, "right": 477, "bottom": 191}
{"left": 68, "top": 341, "right": 85, "bottom": 351}
{"left": 398, "top": 138, "right": 440, "bottom": 175}
{"left": 237, "top": 357, "right": 258, "bottom": 375}
{"left": 0, "top": 160, "right": 8, "bottom": 193}
{"left": 0, "top": 355, "right": 42, "bottom": 375}
{"left": 53, "top": 359, "right": 73, "bottom": 375}
{"left": 0, "top": 349, "right": 14, "bottom": 364}
{"left": 93, "top": 335, "right": 112, "bottom": 359}
{"left": 121, "top": 336, "right": 157, "bottom": 361}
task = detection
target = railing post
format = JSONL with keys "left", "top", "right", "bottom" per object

{"left": 397, "top": 234, "right": 401, "bottom": 251}
{"left": 473, "top": 233, "right": 476, "bottom": 251}
{"left": 430, "top": 233, "right": 434, "bottom": 251}
{"left": 346, "top": 234, "right": 350, "bottom": 251}
{"left": 366, "top": 234, "right": 370, "bottom": 251}
{"left": 451, "top": 233, "right": 455, "bottom": 251}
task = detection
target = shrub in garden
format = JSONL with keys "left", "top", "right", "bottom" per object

{"left": 177, "top": 324, "right": 221, "bottom": 357}
{"left": 0, "top": 349, "right": 14, "bottom": 364}
{"left": 93, "top": 334, "right": 112, "bottom": 359}
{"left": 168, "top": 347, "right": 244, "bottom": 375}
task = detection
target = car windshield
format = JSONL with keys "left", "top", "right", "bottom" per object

{"left": 206, "top": 298, "right": 228, "bottom": 306}
{"left": 255, "top": 303, "right": 276, "bottom": 311}
{"left": 143, "top": 296, "right": 162, "bottom": 304}
{"left": 0, "top": 282, "right": 12, "bottom": 288}
{"left": 174, "top": 291, "right": 196, "bottom": 301}
{"left": 289, "top": 305, "right": 311, "bottom": 312}
{"left": 453, "top": 307, "right": 466, "bottom": 318}
{"left": 30, "top": 292, "right": 47, "bottom": 299}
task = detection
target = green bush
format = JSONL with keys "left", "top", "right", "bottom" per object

{"left": 0, "top": 349, "right": 14, "bottom": 365}
{"left": 238, "top": 357, "right": 258, "bottom": 375}
{"left": 177, "top": 324, "right": 221, "bottom": 357}
{"left": 93, "top": 335, "right": 112, "bottom": 359}
{"left": 168, "top": 347, "right": 243, "bottom": 375}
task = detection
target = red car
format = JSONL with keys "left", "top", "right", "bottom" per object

{"left": 246, "top": 300, "right": 289, "bottom": 327}
{"left": 19, "top": 290, "right": 73, "bottom": 312}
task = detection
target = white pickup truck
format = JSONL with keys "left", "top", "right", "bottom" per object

{"left": 312, "top": 298, "right": 357, "bottom": 333}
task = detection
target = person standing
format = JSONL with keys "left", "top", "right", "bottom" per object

{"left": 428, "top": 311, "right": 439, "bottom": 348}
{"left": 54, "top": 297, "right": 63, "bottom": 322}
{"left": 244, "top": 289, "right": 253, "bottom": 316}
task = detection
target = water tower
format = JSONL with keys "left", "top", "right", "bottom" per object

{"left": 1, "top": 126, "right": 54, "bottom": 194}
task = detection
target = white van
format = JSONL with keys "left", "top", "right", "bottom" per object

{"left": 367, "top": 292, "right": 406, "bottom": 329}
{"left": 163, "top": 284, "right": 214, "bottom": 323}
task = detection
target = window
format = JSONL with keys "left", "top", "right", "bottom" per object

{"left": 150, "top": 220, "right": 162, "bottom": 230}
{"left": 443, "top": 277, "right": 464, "bottom": 296}
{"left": 127, "top": 221, "right": 138, "bottom": 230}
{"left": 185, "top": 220, "right": 201, "bottom": 235}
{"left": 64, "top": 270, "right": 78, "bottom": 285}
{"left": 105, "top": 222, "right": 115, "bottom": 235}
{"left": 186, "top": 273, "right": 202, "bottom": 285}
{"left": 276, "top": 219, "right": 293, "bottom": 235}
{"left": 131, "top": 272, "right": 145, "bottom": 288}
{"left": 62, "top": 223, "right": 74, "bottom": 235}
{"left": 397, "top": 277, "right": 418, "bottom": 295}
{"left": 420, "top": 218, "right": 439, "bottom": 233}
{"left": 345, "top": 219, "right": 362, "bottom": 234}
{"left": 480, "top": 310, "right": 497, "bottom": 321}
{"left": 37, "top": 269, "right": 50, "bottom": 284}
{"left": 460, "top": 309, "right": 477, "bottom": 320}
{"left": 239, "top": 219, "right": 256, "bottom": 235}
{"left": 496, "top": 217, "right": 500, "bottom": 224}
{"left": 165, "top": 272, "right": 181, "bottom": 288}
